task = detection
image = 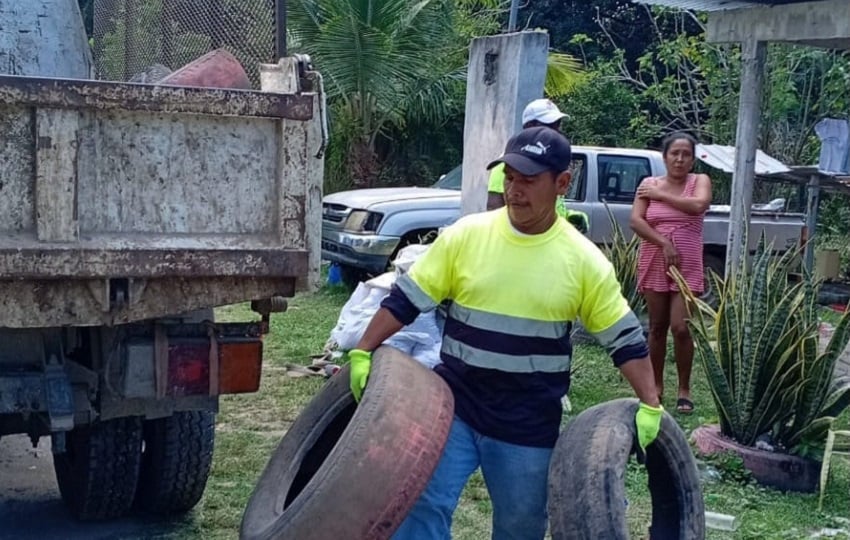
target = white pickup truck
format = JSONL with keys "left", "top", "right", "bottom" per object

{"left": 322, "top": 146, "right": 806, "bottom": 287}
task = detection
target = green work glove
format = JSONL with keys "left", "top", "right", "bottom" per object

{"left": 635, "top": 402, "right": 664, "bottom": 451}
{"left": 348, "top": 349, "right": 372, "bottom": 402}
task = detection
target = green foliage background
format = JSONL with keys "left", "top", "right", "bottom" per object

{"left": 80, "top": 0, "right": 850, "bottom": 241}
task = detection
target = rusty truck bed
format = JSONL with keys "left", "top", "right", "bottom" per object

{"left": 0, "top": 71, "right": 323, "bottom": 327}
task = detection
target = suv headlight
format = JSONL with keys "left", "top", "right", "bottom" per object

{"left": 343, "top": 211, "right": 383, "bottom": 233}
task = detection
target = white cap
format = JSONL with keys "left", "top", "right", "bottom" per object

{"left": 522, "top": 98, "right": 568, "bottom": 126}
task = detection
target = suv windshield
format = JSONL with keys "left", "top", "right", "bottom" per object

{"left": 432, "top": 165, "right": 462, "bottom": 190}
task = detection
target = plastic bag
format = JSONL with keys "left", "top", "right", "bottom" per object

{"left": 386, "top": 310, "right": 443, "bottom": 369}
{"left": 392, "top": 244, "right": 431, "bottom": 275}
{"left": 328, "top": 267, "right": 443, "bottom": 368}
{"left": 330, "top": 281, "right": 391, "bottom": 350}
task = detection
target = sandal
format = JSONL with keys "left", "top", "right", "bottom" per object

{"left": 676, "top": 398, "right": 694, "bottom": 414}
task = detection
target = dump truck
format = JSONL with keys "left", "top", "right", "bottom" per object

{"left": 0, "top": 0, "right": 323, "bottom": 520}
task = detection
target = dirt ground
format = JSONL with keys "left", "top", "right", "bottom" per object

{"left": 0, "top": 435, "right": 184, "bottom": 540}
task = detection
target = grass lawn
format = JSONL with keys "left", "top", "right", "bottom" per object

{"left": 172, "top": 285, "right": 850, "bottom": 540}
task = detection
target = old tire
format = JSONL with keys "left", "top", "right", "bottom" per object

{"left": 135, "top": 411, "right": 216, "bottom": 514}
{"left": 240, "top": 346, "right": 454, "bottom": 540}
{"left": 53, "top": 417, "right": 144, "bottom": 521}
{"left": 692, "top": 425, "right": 819, "bottom": 493}
{"left": 548, "top": 398, "right": 705, "bottom": 540}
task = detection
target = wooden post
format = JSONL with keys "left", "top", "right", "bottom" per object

{"left": 804, "top": 173, "right": 820, "bottom": 274}
{"left": 725, "top": 39, "right": 766, "bottom": 276}
{"left": 508, "top": 0, "right": 519, "bottom": 31}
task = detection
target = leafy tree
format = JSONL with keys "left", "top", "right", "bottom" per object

{"left": 517, "top": 0, "right": 702, "bottom": 68}
{"left": 288, "top": 0, "right": 469, "bottom": 189}
{"left": 589, "top": 7, "right": 849, "bottom": 213}
{"left": 554, "top": 58, "right": 648, "bottom": 148}
{"left": 290, "top": 0, "right": 582, "bottom": 191}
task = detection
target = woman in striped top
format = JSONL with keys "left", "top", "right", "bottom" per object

{"left": 630, "top": 133, "right": 712, "bottom": 414}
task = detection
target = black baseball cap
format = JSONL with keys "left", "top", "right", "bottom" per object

{"left": 486, "top": 126, "right": 572, "bottom": 176}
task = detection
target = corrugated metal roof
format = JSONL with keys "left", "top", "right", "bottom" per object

{"left": 694, "top": 145, "right": 850, "bottom": 194}
{"left": 633, "top": 0, "right": 825, "bottom": 11}
{"left": 695, "top": 144, "right": 791, "bottom": 175}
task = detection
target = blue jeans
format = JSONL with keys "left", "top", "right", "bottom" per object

{"left": 392, "top": 416, "right": 553, "bottom": 540}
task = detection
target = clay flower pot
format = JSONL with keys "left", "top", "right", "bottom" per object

{"left": 692, "top": 425, "right": 821, "bottom": 493}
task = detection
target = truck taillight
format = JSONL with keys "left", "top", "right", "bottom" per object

{"left": 168, "top": 343, "right": 210, "bottom": 396}
{"left": 166, "top": 339, "right": 262, "bottom": 396}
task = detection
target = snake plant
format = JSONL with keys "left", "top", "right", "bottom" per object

{"left": 672, "top": 233, "right": 850, "bottom": 454}
{"left": 602, "top": 204, "right": 645, "bottom": 318}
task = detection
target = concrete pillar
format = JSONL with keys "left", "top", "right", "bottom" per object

{"left": 726, "top": 39, "right": 766, "bottom": 277}
{"left": 460, "top": 31, "right": 549, "bottom": 216}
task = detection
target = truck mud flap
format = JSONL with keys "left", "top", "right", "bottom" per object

{"left": 547, "top": 398, "right": 705, "bottom": 539}
{"left": 240, "top": 346, "right": 454, "bottom": 540}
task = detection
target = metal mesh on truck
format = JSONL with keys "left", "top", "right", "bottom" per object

{"left": 92, "top": 0, "right": 276, "bottom": 85}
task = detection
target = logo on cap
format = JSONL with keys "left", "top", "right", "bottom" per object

{"left": 520, "top": 141, "right": 550, "bottom": 156}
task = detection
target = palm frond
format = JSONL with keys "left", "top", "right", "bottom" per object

{"left": 545, "top": 52, "right": 584, "bottom": 97}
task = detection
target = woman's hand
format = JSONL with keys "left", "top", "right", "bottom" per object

{"left": 637, "top": 179, "right": 664, "bottom": 201}
{"left": 662, "top": 241, "right": 680, "bottom": 268}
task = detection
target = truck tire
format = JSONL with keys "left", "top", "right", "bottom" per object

{"left": 135, "top": 411, "right": 216, "bottom": 515}
{"left": 548, "top": 398, "right": 705, "bottom": 540}
{"left": 240, "top": 346, "right": 454, "bottom": 540}
{"left": 53, "top": 417, "right": 144, "bottom": 521}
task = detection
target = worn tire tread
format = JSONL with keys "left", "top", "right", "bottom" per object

{"left": 240, "top": 346, "right": 454, "bottom": 540}
{"left": 548, "top": 398, "right": 705, "bottom": 540}
{"left": 136, "top": 410, "right": 216, "bottom": 514}
{"left": 53, "top": 417, "right": 143, "bottom": 521}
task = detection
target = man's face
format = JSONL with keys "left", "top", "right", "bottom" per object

{"left": 503, "top": 165, "right": 571, "bottom": 233}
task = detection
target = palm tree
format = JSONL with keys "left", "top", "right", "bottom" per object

{"left": 289, "top": 0, "right": 582, "bottom": 189}
{"left": 289, "top": 0, "right": 460, "bottom": 186}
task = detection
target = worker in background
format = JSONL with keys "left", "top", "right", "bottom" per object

{"left": 348, "top": 127, "right": 662, "bottom": 540}
{"left": 487, "top": 98, "right": 590, "bottom": 235}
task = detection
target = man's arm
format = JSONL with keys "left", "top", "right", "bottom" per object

{"left": 354, "top": 307, "right": 405, "bottom": 352}
{"left": 587, "top": 308, "right": 658, "bottom": 406}
{"left": 355, "top": 225, "right": 458, "bottom": 351}
{"left": 619, "top": 356, "right": 660, "bottom": 407}
{"left": 578, "top": 254, "right": 659, "bottom": 405}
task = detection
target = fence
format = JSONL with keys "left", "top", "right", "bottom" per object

{"left": 92, "top": 0, "right": 277, "bottom": 85}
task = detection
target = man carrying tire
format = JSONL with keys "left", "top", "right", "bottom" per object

{"left": 349, "top": 126, "right": 662, "bottom": 540}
